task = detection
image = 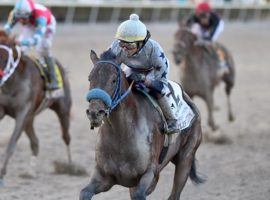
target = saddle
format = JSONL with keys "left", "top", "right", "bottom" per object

{"left": 29, "top": 56, "right": 63, "bottom": 91}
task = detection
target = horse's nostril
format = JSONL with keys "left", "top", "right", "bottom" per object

{"left": 86, "top": 109, "right": 90, "bottom": 115}
{"left": 98, "top": 110, "right": 105, "bottom": 115}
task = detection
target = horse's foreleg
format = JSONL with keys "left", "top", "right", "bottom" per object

{"left": 0, "top": 103, "right": 31, "bottom": 183}
{"left": 24, "top": 119, "right": 39, "bottom": 177}
{"left": 129, "top": 167, "right": 156, "bottom": 200}
{"left": 168, "top": 125, "right": 203, "bottom": 200}
{"left": 80, "top": 168, "right": 114, "bottom": 200}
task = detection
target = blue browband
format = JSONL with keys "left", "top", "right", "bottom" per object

{"left": 86, "top": 60, "right": 132, "bottom": 113}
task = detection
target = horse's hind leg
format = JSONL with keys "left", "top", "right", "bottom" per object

{"left": 51, "top": 100, "right": 72, "bottom": 163}
{"left": 24, "top": 119, "right": 39, "bottom": 177}
{"left": 225, "top": 83, "right": 235, "bottom": 122}
{"left": 168, "top": 124, "right": 203, "bottom": 200}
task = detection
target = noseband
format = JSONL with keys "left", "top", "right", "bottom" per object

{"left": 0, "top": 44, "right": 21, "bottom": 86}
{"left": 86, "top": 60, "right": 133, "bottom": 113}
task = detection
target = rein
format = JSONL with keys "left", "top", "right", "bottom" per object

{"left": 0, "top": 44, "right": 21, "bottom": 86}
{"left": 86, "top": 60, "right": 133, "bottom": 113}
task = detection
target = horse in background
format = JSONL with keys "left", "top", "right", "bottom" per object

{"left": 80, "top": 49, "right": 204, "bottom": 200}
{"left": 0, "top": 30, "right": 72, "bottom": 185}
{"left": 173, "top": 24, "right": 235, "bottom": 134}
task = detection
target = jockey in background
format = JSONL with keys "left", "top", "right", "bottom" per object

{"left": 110, "top": 13, "right": 179, "bottom": 134}
{"left": 4, "top": 0, "right": 59, "bottom": 90}
{"left": 186, "top": 2, "right": 229, "bottom": 74}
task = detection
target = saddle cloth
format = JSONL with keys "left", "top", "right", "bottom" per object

{"left": 167, "top": 80, "right": 195, "bottom": 131}
{"left": 138, "top": 80, "right": 195, "bottom": 132}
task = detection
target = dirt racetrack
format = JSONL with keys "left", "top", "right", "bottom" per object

{"left": 0, "top": 21, "right": 270, "bottom": 200}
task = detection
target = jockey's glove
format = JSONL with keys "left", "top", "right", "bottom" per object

{"left": 129, "top": 73, "right": 146, "bottom": 83}
{"left": 194, "top": 39, "right": 211, "bottom": 46}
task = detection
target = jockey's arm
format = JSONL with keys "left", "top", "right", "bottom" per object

{"left": 146, "top": 44, "right": 169, "bottom": 94}
{"left": 4, "top": 10, "right": 17, "bottom": 35}
{"left": 20, "top": 16, "right": 47, "bottom": 47}
{"left": 210, "top": 20, "right": 224, "bottom": 41}
{"left": 208, "top": 13, "right": 224, "bottom": 41}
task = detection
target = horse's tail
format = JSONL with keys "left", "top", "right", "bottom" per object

{"left": 189, "top": 157, "right": 206, "bottom": 185}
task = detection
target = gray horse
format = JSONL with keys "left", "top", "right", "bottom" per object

{"left": 80, "top": 49, "right": 204, "bottom": 200}
{"left": 0, "top": 31, "right": 72, "bottom": 185}
{"left": 173, "top": 26, "right": 235, "bottom": 131}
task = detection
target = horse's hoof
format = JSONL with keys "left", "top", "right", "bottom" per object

{"left": 211, "top": 125, "right": 219, "bottom": 131}
{"left": 80, "top": 188, "right": 94, "bottom": 200}
{"left": 204, "top": 130, "right": 232, "bottom": 145}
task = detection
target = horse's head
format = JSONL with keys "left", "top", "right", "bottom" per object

{"left": 0, "top": 30, "right": 20, "bottom": 86}
{"left": 173, "top": 23, "right": 197, "bottom": 65}
{"left": 86, "top": 49, "right": 126, "bottom": 129}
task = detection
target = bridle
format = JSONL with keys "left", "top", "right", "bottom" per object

{"left": 86, "top": 60, "right": 133, "bottom": 114}
{"left": 0, "top": 44, "right": 21, "bottom": 86}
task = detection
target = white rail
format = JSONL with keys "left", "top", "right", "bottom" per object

{"left": 0, "top": 0, "right": 270, "bottom": 23}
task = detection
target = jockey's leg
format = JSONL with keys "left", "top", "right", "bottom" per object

{"left": 157, "top": 85, "right": 179, "bottom": 134}
{"left": 44, "top": 55, "right": 59, "bottom": 90}
{"left": 38, "top": 32, "right": 59, "bottom": 90}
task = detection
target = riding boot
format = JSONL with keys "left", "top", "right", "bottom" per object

{"left": 44, "top": 56, "right": 59, "bottom": 90}
{"left": 157, "top": 94, "right": 179, "bottom": 134}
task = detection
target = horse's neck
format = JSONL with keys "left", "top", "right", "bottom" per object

{"left": 1, "top": 57, "right": 30, "bottom": 94}
{"left": 186, "top": 43, "right": 208, "bottom": 66}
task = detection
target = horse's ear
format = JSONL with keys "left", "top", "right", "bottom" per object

{"left": 178, "top": 20, "right": 186, "bottom": 29}
{"left": 90, "top": 50, "right": 99, "bottom": 64}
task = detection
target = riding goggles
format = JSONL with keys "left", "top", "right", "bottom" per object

{"left": 119, "top": 40, "right": 137, "bottom": 50}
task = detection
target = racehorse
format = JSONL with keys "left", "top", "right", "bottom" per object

{"left": 173, "top": 25, "right": 235, "bottom": 131}
{"left": 0, "top": 30, "right": 72, "bottom": 185}
{"left": 80, "top": 49, "right": 204, "bottom": 200}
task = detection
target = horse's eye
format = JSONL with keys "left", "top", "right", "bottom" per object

{"left": 112, "top": 80, "right": 116, "bottom": 84}
{"left": 88, "top": 75, "right": 91, "bottom": 82}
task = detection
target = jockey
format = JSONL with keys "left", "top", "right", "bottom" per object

{"left": 110, "top": 13, "right": 179, "bottom": 134}
{"left": 186, "top": 2, "right": 228, "bottom": 74}
{"left": 187, "top": 2, "right": 224, "bottom": 42}
{"left": 4, "top": 0, "right": 59, "bottom": 90}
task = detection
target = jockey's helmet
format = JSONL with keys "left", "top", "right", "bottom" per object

{"left": 14, "top": 0, "right": 34, "bottom": 19}
{"left": 195, "top": 2, "right": 212, "bottom": 16}
{"left": 115, "top": 14, "right": 147, "bottom": 43}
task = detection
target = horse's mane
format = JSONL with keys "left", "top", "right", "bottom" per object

{"left": 0, "top": 30, "right": 16, "bottom": 46}
{"left": 175, "top": 25, "right": 197, "bottom": 42}
{"left": 100, "top": 48, "right": 116, "bottom": 61}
